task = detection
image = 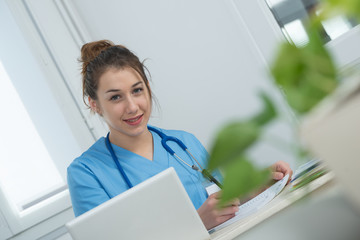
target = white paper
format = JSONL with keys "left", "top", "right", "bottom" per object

{"left": 209, "top": 174, "right": 289, "bottom": 233}
{"left": 206, "top": 183, "right": 221, "bottom": 196}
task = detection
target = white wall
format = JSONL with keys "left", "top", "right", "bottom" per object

{"left": 72, "top": 0, "right": 298, "bottom": 168}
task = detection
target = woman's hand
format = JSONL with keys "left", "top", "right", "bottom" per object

{"left": 197, "top": 192, "right": 239, "bottom": 230}
{"left": 198, "top": 161, "right": 292, "bottom": 230}
{"left": 271, "top": 160, "right": 293, "bottom": 183}
{"left": 240, "top": 161, "right": 293, "bottom": 203}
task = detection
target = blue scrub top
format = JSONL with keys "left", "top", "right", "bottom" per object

{"left": 67, "top": 126, "right": 213, "bottom": 217}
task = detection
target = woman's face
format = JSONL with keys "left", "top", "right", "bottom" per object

{"left": 90, "top": 67, "right": 151, "bottom": 139}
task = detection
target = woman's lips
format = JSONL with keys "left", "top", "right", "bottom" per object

{"left": 124, "top": 114, "right": 143, "bottom": 125}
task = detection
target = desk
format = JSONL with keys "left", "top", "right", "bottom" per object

{"left": 210, "top": 172, "right": 360, "bottom": 240}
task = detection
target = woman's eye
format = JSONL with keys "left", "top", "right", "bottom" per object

{"left": 133, "top": 88, "right": 143, "bottom": 94}
{"left": 110, "top": 95, "right": 121, "bottom": 101}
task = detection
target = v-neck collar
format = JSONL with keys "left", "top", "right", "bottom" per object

{"left": 110, "top": 131, "right": 169, "bottom": 168}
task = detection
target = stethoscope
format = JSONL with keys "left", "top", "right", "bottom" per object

{"left": 105, "top": 126, "right": 223, "bottom": 189}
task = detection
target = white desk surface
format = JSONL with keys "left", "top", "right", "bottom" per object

{"left": 210, "top": 172, "right": 343, "bottom": 240}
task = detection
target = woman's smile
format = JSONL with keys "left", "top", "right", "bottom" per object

{"left": 124, "top": 114, "right": 144, "bottom": 125}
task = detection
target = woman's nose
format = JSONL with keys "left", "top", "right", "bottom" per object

{"left": 125, "top": 96, "right": 138, "bottom": 114}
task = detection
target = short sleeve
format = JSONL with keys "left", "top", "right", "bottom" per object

{"left": 67, "top": 160, "right": 110, "bottom": 217}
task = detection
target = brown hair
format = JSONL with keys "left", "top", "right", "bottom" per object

{"left": 80, "top": 40, "right": 152, "bottom": 108}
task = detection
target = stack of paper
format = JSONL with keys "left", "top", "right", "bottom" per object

{"left": 209, "top": 174, "right": 289, "bottom": 233}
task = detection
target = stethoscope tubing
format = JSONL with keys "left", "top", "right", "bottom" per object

{"left": 105, "top": 126, "right": 222, "bottom": 190}
{"left": 105, "top": 132, "right": 133, "bottom": 188}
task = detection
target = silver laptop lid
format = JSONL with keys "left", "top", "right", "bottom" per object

{"left": 66, "top": 167, "right": 210, "bottom": 240}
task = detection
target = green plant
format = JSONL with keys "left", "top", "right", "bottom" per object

{"left": 207, "top": 0, "right": 359, "bottom": 205}
{"left": 271, "top": 19, "right": 338, "bottom": 114}
{"left": 320, "top": 0, "right": 360, "bottom": 22}
{"left": 207, "top": 93, "right": 275, "bottom": 205}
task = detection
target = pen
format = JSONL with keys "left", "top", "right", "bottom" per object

{"left": 202, "top": 169, "right": 223, "bottom": 189}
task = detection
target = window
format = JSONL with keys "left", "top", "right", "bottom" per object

{"left": 0, "top": 0, "right": 100, "bottom": 237}
{"left": 0, "top": 61, "right": 68, "bottom": 212}
{"left": 265, "top": 0, "right": 358, "bottom": 46}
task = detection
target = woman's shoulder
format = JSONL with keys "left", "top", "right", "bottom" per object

{"left": 68, "top": 137, "right": 109, "bottom": 170}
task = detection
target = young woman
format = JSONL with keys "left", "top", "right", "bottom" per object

{"left": 67, "top": 40, "right": 292, "bottom": 230}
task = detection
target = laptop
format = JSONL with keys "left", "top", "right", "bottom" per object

{"left": 66, "top": 167, "right": 210, "bottom": 240}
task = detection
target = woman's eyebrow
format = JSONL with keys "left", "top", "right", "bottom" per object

{"left": 105, "top": 81, "right": 143, "bottom": 94}
{"left": 132, "top": 81, "right": 143, "bottom": 88}
{"left": 105, "top": 89, "right": 121, "bottom": 93}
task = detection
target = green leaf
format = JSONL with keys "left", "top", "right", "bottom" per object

{"left": 219, "top": 156, "right": 270, "bottom": 206}
{"left": 207, "top": 121, "right": 260, "bottom": 171}
{"left": 271, "top": 42, "right": 304, "bottom": 87}
{"left": 251, "top": 92, "right": 277, "bottom": 126}
{"left": 207, "top": 93, "right": 277, "bottom": 171}
{"left": 320, "top": 0, "right": 360, "bottom": 22}
{"left": 270, "top": 19, "right": 338, "bottom": 115}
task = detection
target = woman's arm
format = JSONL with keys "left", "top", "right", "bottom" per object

{"left": 67, "top": 162, "right": 111, "bottom": 217}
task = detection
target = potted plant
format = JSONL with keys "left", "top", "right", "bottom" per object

{"left": 207, "top": 0, "right": 360, "bottom": 206}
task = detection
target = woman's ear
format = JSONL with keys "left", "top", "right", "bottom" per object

{"left": 89, "top": 97, "right": 102, "bottom": 115}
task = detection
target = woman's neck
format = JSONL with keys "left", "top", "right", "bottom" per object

{"left": 109, "top": 129, "right": 154, "bottom": 161}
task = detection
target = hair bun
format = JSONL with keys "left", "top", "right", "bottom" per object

{"left": 80, "top": 40, "right": 115, "bottom": 77}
